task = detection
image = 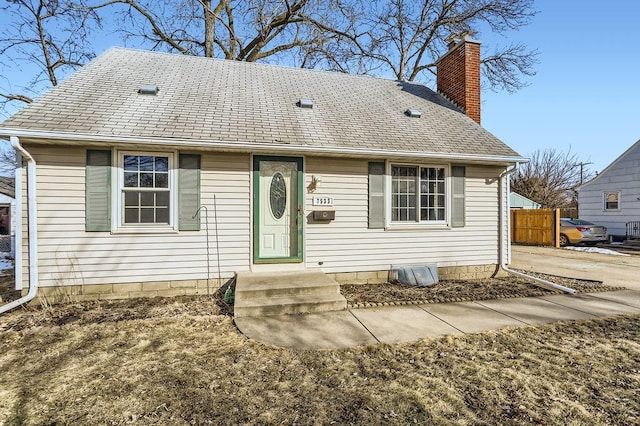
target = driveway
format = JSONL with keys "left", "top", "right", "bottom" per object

{"left": 510, "top": 245, "right": 640, "bottom": 291}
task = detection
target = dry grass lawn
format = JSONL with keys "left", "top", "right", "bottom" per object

{"left": 1, "top": 295, "right": 639, "bottom": 425}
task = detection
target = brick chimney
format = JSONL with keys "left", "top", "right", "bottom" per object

{"left": 436, "top": 33, "right": 481, "bottom": 124}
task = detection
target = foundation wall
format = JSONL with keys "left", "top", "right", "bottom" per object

{"left": 25, "top": 264, "right": 500, "bottom": 305}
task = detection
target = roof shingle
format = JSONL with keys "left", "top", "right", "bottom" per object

{"left": 1, "top": 47, "right": 520, "bottom": 159}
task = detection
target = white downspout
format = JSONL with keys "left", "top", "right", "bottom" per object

{"left": 0, "top": 136, "right": 38, "bottom": 313}
{"left": 13, "top": 151, "right": 22, "bottom": 290}
{"left": 498, "top": 163, "right": 576, "bottom": 294}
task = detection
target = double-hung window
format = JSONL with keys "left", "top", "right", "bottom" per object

{"left": 121, "top": 153, "right": 172, "bottom": 226}
{"left": 604, "top": 192, "right": 620, "bottom": 211}
{"left": 391, "top": 165, "right": 447, "bottom": 223}
{"left": 86, "top": 149, "right": 201, "bottom": 232}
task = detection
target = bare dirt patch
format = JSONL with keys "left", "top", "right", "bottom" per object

{"left": 0, "top": 296, "right": 638, "bottom": 425}
{"left": 341, "top": 273, "right": 620, "bottom": 307}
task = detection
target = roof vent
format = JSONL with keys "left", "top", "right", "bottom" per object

{"left": 138, "top": 84, "right": 159, "bottom": 95}
{"left": 405, "top": 109, "right": 421, "bottom": 118}
{"left": 298, "top": 98, "right": 313, "bottom": 108}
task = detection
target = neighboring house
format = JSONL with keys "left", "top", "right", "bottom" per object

{"left": 510, "top": 192, "right": 541, "bottom": 209}
{"left": 0, "top": 36, "right": 525, "bottom": 301}
{"left": 0, "top": 176, "right": 15, "bottom": 255}
{"left": 577, "top": 139, "right": 640, "bottom": 238}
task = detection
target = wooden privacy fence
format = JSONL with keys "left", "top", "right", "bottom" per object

{"left": 510, "top": 209, "right": 560, "bottom": 247}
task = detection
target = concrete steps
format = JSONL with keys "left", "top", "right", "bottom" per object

{"left": 234, "top": 270, "right": 347, "bottom": 317}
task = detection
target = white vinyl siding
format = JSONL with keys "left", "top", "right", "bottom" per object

{"left": 578, "top": 141, "right": 640, "bottom": 236}
{"left": 22, "top": 144, "right": 250, "bottom": 288}
{"left": 21, "top": 146, "right": 506, "bottom": 289}
{"left": 304, "top": 157, "right": 503, "bottom": 273}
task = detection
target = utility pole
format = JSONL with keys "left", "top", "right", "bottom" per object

{"left": 572, "top": 161, "right": 593, "bottom": 218}
{"left": 573, "top": 161, "right": 593, "bottom": 185}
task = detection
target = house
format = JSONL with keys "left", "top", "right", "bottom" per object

{"left": 0, "top": 176, "right": 15, "bottom": 255}
{"left": 577, "top": 139, "right": 640, "bottom": 239}
{"left": 0, "top": 35, "right": 525, "bottom": 303}
{"left": 510, "top": 192, "right": 541, "bottom": 209}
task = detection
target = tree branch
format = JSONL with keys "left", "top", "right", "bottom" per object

{"left": 0, "top": 92, "right": 33, "bottom": 104}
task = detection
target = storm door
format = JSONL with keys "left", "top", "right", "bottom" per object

{"left": 253, "top": 156, "right": 303, "bottom": 262}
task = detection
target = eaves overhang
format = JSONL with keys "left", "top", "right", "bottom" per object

{"left": 0, "top": 128, "right": 528, "bottom": 166}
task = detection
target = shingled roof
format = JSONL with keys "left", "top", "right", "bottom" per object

{"left": 0, "top": 47, "right": 521, "bottom": 161}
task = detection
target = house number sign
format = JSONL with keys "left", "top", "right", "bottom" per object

{"left": 312, "top": 196, "right": 334, "bottom": 206}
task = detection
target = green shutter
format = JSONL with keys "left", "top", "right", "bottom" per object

{"left": 179, "top": 154, "right": 201, "bottom": 231}
{"left": 85, "top": 150, "right": 112, "bottom": 232}
{"left": 451, "top": 166, "right": 465, "bottom": 228}
{"left": 368, "top": 162, "right": 385, "bottom": 229}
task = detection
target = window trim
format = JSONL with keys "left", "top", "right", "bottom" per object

{"left": 112, "top": 149, "right": 179, "bottom": 233}
{"left": 385, "top": 162, "right": 451, "bottom": 228}
{"left": 603, "top": 191, "right": 621, "bottom": 212}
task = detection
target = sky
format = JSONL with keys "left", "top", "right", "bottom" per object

{"left": 481, "top": 0, "right": 640, "bottom": 175}
{"left": 1, "top": 0, "right": 639, "bottom": 175}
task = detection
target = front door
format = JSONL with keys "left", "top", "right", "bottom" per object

{"left": 253, "top": 156, "right": 303, "bottom": 262}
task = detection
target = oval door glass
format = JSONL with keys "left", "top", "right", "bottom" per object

{"left": 269, "top": 172, "right": 287, "bottom": 219}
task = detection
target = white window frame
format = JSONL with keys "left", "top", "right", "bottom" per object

{"left": 112, "top": 149, "right": 179, "bottom": 233}
{"left": 386, "top": 162, "right": 450, "bottom": 228}
{"left": 603, "top": 191, "right": 621, "bottom": 211}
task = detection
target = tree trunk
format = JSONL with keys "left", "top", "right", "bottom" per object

{"left": 204, "top": 0, "right": 215, "bottom": 57}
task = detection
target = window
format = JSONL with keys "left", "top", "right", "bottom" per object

{"left": 122, "top": 154, "right": 171, "bottom": 225}
{"left": 119, "top": 152, "right": 173, "bottom": 226}
{"left": 604, "top": 192, "right": 620, "bottom": 210}
{"left": 86, "top": 150, "right": 200, "bottom": 232}
{"left": 391, "top": 165, "right": 446, "bottom": 223}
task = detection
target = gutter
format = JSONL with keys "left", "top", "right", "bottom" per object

{"left": 0, "top": 136, "right": 39, "bottom": 314}
{"left": 497, "top": 163, "right": 576, "bottom": 294}
{"left": 0, "top": 128, "right": 528, "bottom": 165}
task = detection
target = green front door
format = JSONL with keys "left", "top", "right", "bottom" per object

{"left": 253, "top": 156, "right": 303, "bottom": 263}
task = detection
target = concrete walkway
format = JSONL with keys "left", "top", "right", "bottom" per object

{"left": 235, "top": 245, "right": 640, "bottom": 349}
{"left": 234, "top": 290, "right": 640, "bottom": 349}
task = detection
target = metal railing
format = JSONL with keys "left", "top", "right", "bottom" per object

{"left": 626, "top": 221, "right": 640, "bottom": 239}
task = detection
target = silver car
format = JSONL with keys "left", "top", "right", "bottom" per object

{"left": 559, "top": 218, "right": 608, "bottom": 246}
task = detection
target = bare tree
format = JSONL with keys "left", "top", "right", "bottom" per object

{"left": 0, "top": 0, "right": 99, "bottom": 116}
{"left": 1, "top": 0, "right": 538, "bottom": 116}
{"left": 510, "top": 148, "right": 594, "bottom": 209}
{"left": 85, "top": 0, "right": 357, "bottom": 61}
{"left": 87, "top": 0, "right": 537, "bottom": 90}
{"left": 323, "top": 0, "right": 539, "bottom": 91}
{"left": 0, "top": 145, "right": 17, "bottom": 177}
